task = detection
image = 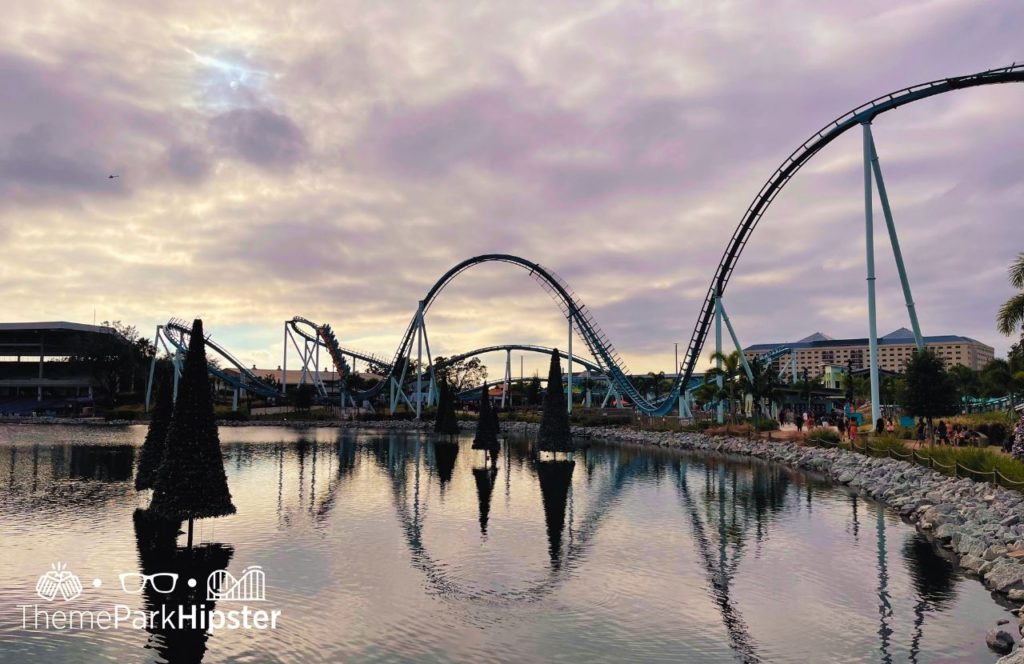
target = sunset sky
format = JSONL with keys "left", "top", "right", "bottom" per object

{"left": 2, "top": 1, "right": 1022, "bottom": 378}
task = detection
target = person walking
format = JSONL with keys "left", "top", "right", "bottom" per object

{"left": 848, "top": 418, "right": 858, "bottom": 444}
{"left": 937, "top": 420, "right": 948, "bottom": 446}
{"left": 795, "top": 412, "right": 804, "bottom": 433}
{"left": 916, "top": 418, "right": 927, "bottom": 446}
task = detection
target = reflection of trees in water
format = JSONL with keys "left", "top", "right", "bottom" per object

{"left": 0, "top": 444, "right": 136, "bottom": 513}
{"left": 433, "top": 441, "right": 459, "bottom": 488}
{"left": 368, "top": 433, "right": 644, "bottom": 604}
{"left": 535, "top": 459, "right": 575, "bottom": 568}
{"left": 70, "top": 445, "right": 135, "bottom": 481}
{"left": 132, "top": 508, "right": 234, "bottom": 664}
{"left": 472, "top": 465, "right": 498, "bottom": 537}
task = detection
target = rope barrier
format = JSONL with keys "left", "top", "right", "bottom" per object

{"left": 802, "top": 435, "right": 1024, "bottom": 490}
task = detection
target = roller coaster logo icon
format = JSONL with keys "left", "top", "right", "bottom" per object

{"left": 206, "top": 566, "right": 266, "bottom": 602}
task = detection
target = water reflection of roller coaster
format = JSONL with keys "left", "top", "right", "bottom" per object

{"left": 148, "top": 64, "right": 1024, "bottom": 417}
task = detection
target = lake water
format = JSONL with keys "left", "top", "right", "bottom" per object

{"left": 0, "top": 424, "right": 1015, "bottom": 663}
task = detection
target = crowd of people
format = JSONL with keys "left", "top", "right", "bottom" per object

{"left": 777, "top": 406, "right": 1024, "bottom": 451}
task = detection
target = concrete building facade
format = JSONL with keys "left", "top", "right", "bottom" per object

{"left": 744, "top": 328, "right": 995, "bottom": 377}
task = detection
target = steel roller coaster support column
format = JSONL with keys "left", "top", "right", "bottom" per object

{"left": 863, "top": 123, "right": 882, "bottom": 427}
{"left": 281, "top": 323, "right": 288, "bottom": 396}
{"left": 422, "top": 318, "right": 437, "bottom": 409}
{"left": 567, "top": 314, "right": 574, "bottom": 414}
{"left": 502, "top": 349, "right": 512, "bottom": 409}
{"left": 719, "top": 299, "right": 754, "bottom": 383}
{"left": 715, "top": 290, "right": 724, "bottom": 424}
{"left": 416, "top": 300, "right": 423, "bottom": 420}
{"left": 867, "top": 126, "right": 925, "bottom": 351}
{"left": 144, "top": 324, "right": 161, "bottom": 412}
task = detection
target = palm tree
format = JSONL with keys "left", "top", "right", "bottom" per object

{"left": 997, "top": 253, "right": 1024, "bottom": 337}
{"left": 706, "top": 351, "right": 744, "bottom": 423}
{"left": 694, "top": 380, "right": 727, "bottom": 418}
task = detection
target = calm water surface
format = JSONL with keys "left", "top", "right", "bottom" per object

{"left": 0, "top": 425, "right": 1015, "bottom": 663}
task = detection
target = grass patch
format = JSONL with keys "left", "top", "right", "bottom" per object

{"left": 805, "top": 427, "right": 840, "bottom": 446}
{"left": 838, "top": 435, "right": 1024, "bottom": 487}
{"left": 911, "top": 445, "right": 1024, "bottom": 484}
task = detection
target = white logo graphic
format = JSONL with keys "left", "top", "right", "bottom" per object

{"left": 207, "top": 566, "right": 266, "bottom": 602}
{"left": 35, "top": 562, "right": 83, "bottom": 602}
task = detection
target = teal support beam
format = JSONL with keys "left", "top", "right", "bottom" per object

{"left": 567, "top": 314, "right": 573, "bottom": 414}
{"left": 863, "top": 122, "right": 882, "bottom": 427}
{"left": 415, "top": 301, "right": 423, "bottom": 420}
{"left": 867, "top": 126, "right": 925, "bottom": 351}
{"left": 718, "top": 299, "right": 754, "bottom": 383}
{"left": 715, "top": 291, "right": 724, "bottom": 424}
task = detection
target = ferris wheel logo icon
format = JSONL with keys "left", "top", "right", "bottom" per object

{"left": 207, "top": 566, "right": 266, "bottom": 602}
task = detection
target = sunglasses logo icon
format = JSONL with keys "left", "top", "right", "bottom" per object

{"left": 119, "top": 573, "right": 179, "bottom": 594}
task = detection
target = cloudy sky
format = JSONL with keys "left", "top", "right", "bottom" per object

{"left": 2, "top": 0, "right": 1022, "bottom": 379}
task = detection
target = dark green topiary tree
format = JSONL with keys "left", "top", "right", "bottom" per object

{"left": 136, "top": 369, "right": 173, "bottom": 490}
{"left": 434, "top": 374, "right": 459, "bottom": 435}
{"left": 526, "top": 374, "right": 542, "bottom": 406}
{"left": 538, "top": 349, "right": 572, "bottom": 451}
{"left": 901, "top": 349, "right": 959, "bottom": 442}
{"left": 150, "top": 319, "right": 236, "bottom": 547}
{"left": 473, "top": 382, "right": 499, "bottom": 449}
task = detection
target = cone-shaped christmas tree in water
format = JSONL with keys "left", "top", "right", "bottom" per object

{"left": 473, "top": 382, "right": 499, "bottom": 449}
{"left": 150, "top": 319, "right": 236, "bottom": 547}
{"left": 433, "top": 374, "right": 459, "bottom": 435}
{"left": 135, "top": 369, "right": 173, "bottom": 490}
{"left": 538, "top": 349, "right": 572, "bottom": 451}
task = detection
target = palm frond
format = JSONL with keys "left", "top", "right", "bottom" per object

{"left": 1009, "top": 253, "right": 1024, "bottom": 290}
{"left": 997, "top": 292, "right": 1024, "bottom": 336}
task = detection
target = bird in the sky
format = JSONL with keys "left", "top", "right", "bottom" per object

{"left": 108, "top": 174, "right": 119, "bottom": 179}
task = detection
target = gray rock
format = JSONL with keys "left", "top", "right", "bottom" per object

{"left": 998, "top": 648, "right": 1024, "bottom": 664}
{"left": 987, "top": 560, "right": 1024, "bottom": 593}
{"left": 988, "top": 630, "right": 1015, "bottom": 654}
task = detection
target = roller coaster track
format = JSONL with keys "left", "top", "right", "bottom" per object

{"left": 326, "top": 64, "right": 1024, "bottom": 414}
{"left": 287, "top": 317, "right": 390, "bottom": 373}
{"left": 679, "top": 63, "right": 1024, "bottom": 400}
{"left": 170, "top": 64, "right": 1024, "bottom": 414}
{"left": 163, "top": 318, "right": 280, "bottom": 399}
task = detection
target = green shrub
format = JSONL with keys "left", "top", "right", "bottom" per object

{"left": 862, "top": 435, "right": 910, "bottom": 457}
{"left": 104, "top": 407, "right": 140, "bottom": 421}
{"left": 913, "top": 446, "right": 1024, "bottom": 484}
{"left": 806, "top": 427, "right": 840, "bottom": 445}
{"left": 976, "top": 422, "right": 1008, "bottom": 446}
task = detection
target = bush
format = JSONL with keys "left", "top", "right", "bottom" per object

{"left": 861, "top": 435, "right": 910, "bottom": 457}
{"left": 977, "top": 422, "right": 1008, "bottom": 446}
{"left": 806, "top": 427, "right": 840, "bottom": 445}
{"left": 749, "top": 418, "right": 780, "bottom": 431}
{"left": 839, "top": 433, "right": 1024, "bottom": 487}
{"left": 104, "top": 407, "right": 140, "bottom": 421}
{"left": 914, "top": 446, "right": 1024, "bottom": 484}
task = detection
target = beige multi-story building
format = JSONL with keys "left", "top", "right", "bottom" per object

{"left": 744, "top": 328, "right": 995, "bottom": 377}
